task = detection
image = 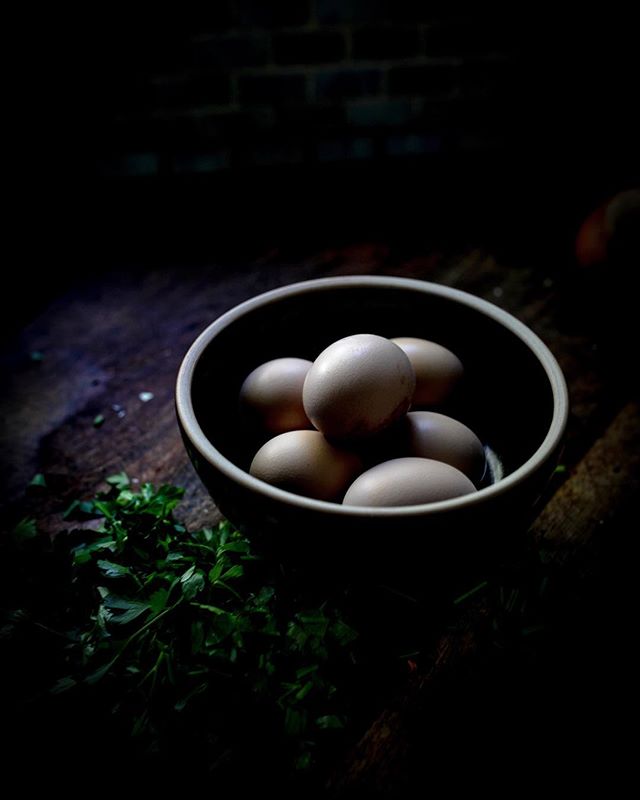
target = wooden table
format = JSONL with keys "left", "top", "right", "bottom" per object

{"left": 2, "top": 243, "right": 637, "bottom": 791}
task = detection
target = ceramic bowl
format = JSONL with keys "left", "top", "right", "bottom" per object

{"left": 176, "top": 276, "right": 568, "bottom": 578}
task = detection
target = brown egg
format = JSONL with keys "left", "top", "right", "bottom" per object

{"left": 391, "top": 337, "right": 463, "bottom": 406}
{"left": 576, "top": 189, "right": 640, "bottom": 267}
{"left": 403, "top": 411, "right": 486, "bottom": 483}
{"left": 239, "top": 357, "right": 313, "bottom": 435}
{"left": 342, "top": 457, "right": 476, "bottom": 507}
{"left": 302, "top": 334, "right": 415, "bottom": 439}
{"left": 250, "top": 430, "right": 362, "bottom": 502}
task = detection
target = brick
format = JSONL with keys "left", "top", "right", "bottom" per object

{"left": 448, "top": 96, "right": 509, "bottom": 128}
{"left": 352, "top": 25, "right": 422, "bottom": 60}
{"left": 460, "top": 58, "right": 514, "bottom": 101}
{"left": 346, "top": 98, "right": 416, "bottom": 127}
{"left": 172, "top": 151, "right": 230, "bottom": 174}
{"left": 389, "top": 63, "right": 459, "bottom": 97}
{"left": 318, "top": 0, "right": 453, "bottom": 24}
{"left": 410, "top": 97, "right": 464, "bottom": 131}
{"left": 115, "top": 118, "right": 155, "bottom": 150}
{"left": 99, "top": 153, "right": 159, "bottom": 178}
{"left": 456, "top": 129, "right": 506, "bottom": 152}
{"left": 188, "top": 106, "right": 278, "bottom": 137}
{"left": 239, "top": 73, "right": 307, "bottom": 104}
{"left": 110, "top": 76, "right": 156, "bottom": 115}
{"left": 185, "top": 111, "right": 263, "bottom": 144}
{"left": 183, "top": 7, "right": 234, "bottom": 32}
{"left": 317, "top": 136, "right": 375, "bottom": 161}
{"left": 196, "top": 1, "right": 310, "bottom": 30}
{"left": 316, "top": 3, "right": 480, "bottom": 26}
{"left": 134, "top": 31, "right": 192, "bottom": 73}
{"left": 231, "top": 1, "right": 311, "bottom": 28}
{"left": 385, "top": 1, "right": 458, "bottom": 23}
{"left": 192, "top": 33, "right": 269, "bottom": 68}
{"left": 249, "top": 140, "right": 305, "bottom": 166}
{"left": 314, "top": 68, "right": 381, "bottom": 101}
{"left": 151, "top": 71, "right": 230, "bottom": 109}
{"left": 277, "top": 104, "right": 344, "bottom": 132}
{"left": 425, "top": 17, "right": 511, "bottom": 57}
{"left": 385, "top": 133, "right": 442, "bottom": 156}
{"left": 107, "top": 116, "right": 165, "bottom": 149}
{"left": 167, "top": 108, "right": 278, "bottom": 149}
{"left": 316, "top": 0, "right": 389, "bottom": 24}
{"left": 273, "top": 31, "right": 345, "bottom": 65}
{"left": 242, "top": 106, "right": 279, "bottom": 130}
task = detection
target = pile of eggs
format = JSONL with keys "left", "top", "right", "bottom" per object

{"left": 240, "top": 334, "right": 486, "bottom": 507}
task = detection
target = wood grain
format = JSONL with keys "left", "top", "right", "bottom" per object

{"left": 2, "top": 247, "right": 617, "bottom": 523}
{"left": 329, "top": 400, "right": 639, "bottom": 793}
{"left": 533, "top": 401, "right": 640, "bottom": 557}
{"left": 1, "top": 246, "right": 635, "bottom": 791}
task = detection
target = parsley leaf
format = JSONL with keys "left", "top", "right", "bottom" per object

{"left": 2, "top": 476, "right": 360, "bottom": 779}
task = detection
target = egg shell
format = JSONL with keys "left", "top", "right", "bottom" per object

{"left": 250, "top": 429, "right": 362, "bottom": 502}
{"left": 391, "top": 337, "right": 463, "bottom": 406}
{"left": 403, "top": 411, "right": 486, "bottom": 483}
{"left": 302, "top": 333, "right": 415, "bottom": 439}
{"left": 342, "top": 457, "right": 476, "bottom": 507}
{"left": 239, "top": 357, "right": 313, "bottom": 435}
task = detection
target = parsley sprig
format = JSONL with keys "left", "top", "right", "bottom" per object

{"left": 3, "top": 474, "right": 558, "bottom": 785}
{"left": 4, "top": 476, "right": 358, "bottom": 777}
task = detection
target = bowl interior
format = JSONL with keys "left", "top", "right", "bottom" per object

{"left": 190, "top": 283, "right": 553, "bottom": 487}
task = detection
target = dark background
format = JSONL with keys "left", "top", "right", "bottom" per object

{"left": 2, "top": 5, "right": 639, "bottom": 791}
{"left": 10, "top": 4, "right": 639, "bottom": 332}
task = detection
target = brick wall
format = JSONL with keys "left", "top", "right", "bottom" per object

{"left": 95, "top": 4, "right": 515, "bottom": 178}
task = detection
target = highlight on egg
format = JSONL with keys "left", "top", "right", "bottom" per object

{"left": 249, "top": 429, "right": 362, "bottom": 502}
{"left": 239, "top": 357, "right": 313, "bottom": 435}
{"left": 391, "top": 337, "right": 463, "bottom": 406}
{"left": 239, "top": 331, "right": 492, "bottom": 508}
{"left": 342, "top": 457, "right": 477, "bottom": 507}
{"left": 302, "top": 333, "right": 415, "bottom": 439}
{"left": 402, "top": 411, "right": 486, "bottom": 483}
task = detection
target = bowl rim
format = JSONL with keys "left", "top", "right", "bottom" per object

{"left": 176, "top": 275, "right": 569, "bottom": 518}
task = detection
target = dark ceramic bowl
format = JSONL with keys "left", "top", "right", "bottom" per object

{"left": 176, "top": 276, "right": 568, "bottom": 578}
